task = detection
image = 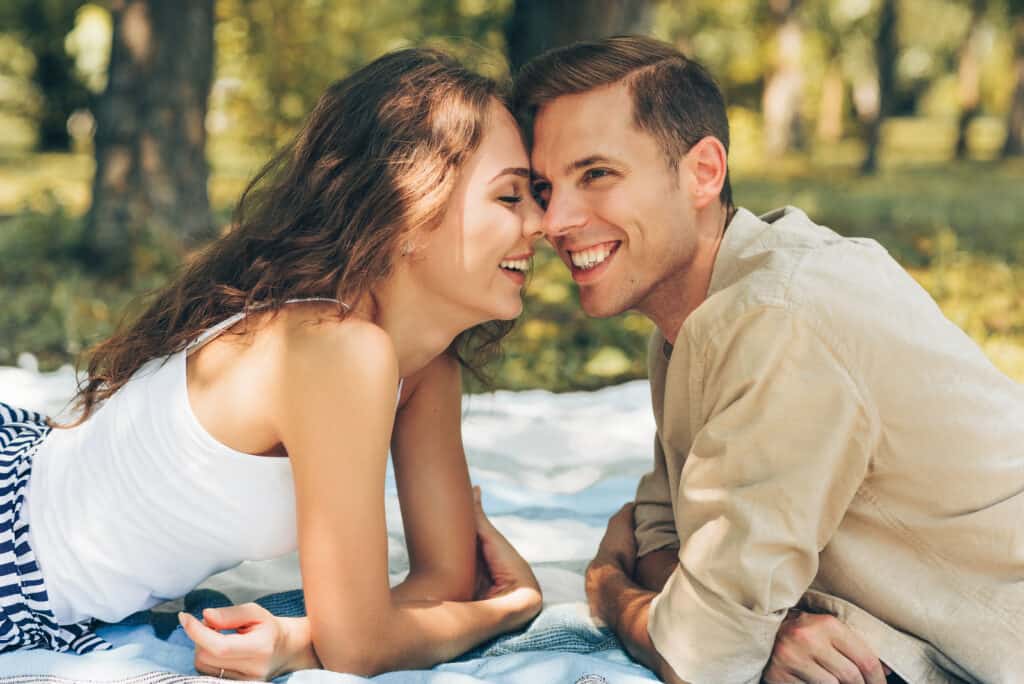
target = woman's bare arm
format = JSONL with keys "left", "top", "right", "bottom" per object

{"left": 388, "top": 354, "right": 477, "bottom": 602}
{"left": 275, "top": 320, "right": 536, "bottom": 677}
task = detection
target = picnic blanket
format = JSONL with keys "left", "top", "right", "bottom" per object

{"left": 0, "top": 361, "right": 660, "bottom": 683}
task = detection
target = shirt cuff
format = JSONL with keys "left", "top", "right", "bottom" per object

{"left": 648, "top": 565, "right": 783, "bottom": 684}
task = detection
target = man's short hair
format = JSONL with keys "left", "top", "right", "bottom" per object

{"left": 513, "top": 35, "right": 733, "bottom": 208}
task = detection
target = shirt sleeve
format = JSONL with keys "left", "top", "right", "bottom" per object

{"left": 648, "top": 304, "right": 878, "bottom": 684}
{"left": 634, "top": 435, "right": 680, "bottom": 557}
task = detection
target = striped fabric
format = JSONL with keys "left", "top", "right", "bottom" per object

{"left": 0, "top": 402, "right": 109, "bottom": 654}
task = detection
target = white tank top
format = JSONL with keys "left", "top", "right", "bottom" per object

{"left": 25, "top": 298, "right": 397, "bottom": 624}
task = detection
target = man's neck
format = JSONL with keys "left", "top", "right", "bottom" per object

{"left": 642, "top": 205, "right": 734, "bottom": 346}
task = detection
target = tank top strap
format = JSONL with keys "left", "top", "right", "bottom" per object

{"left": 186, "top": 297, "right": 346, "bottom": 355}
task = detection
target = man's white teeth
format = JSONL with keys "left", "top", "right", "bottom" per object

{"left": 500, "top": 258, "right": 529, "bottom": 272}
{"left": 570, "top": 244, "right": 614, "bottom": 270}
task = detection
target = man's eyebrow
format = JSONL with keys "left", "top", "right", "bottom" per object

{"left": 489, "top": 167, "right": 530, "bottom": 183}
{"left": 565, "top": 155, "right": 617, "bottom": 175}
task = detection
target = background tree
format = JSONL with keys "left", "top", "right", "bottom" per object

{"left": 1004, "top": 0, "right": 1024, "bottom": 156}
{"left": 505, "top": 0, "right": 653, "bottom": 72}
{"left": 0, "top": 0, "right": 90, "bottom": 151}
{"left": 86, "top": 0, "right": 214, "bottom": 271}
{"left": 761, "top": 0, "right": 805, "bottom": 156}
{"left": 955, "top": 0, "right": 987, "bottom": 159}
{"left": 861, "top": 0, "right": 898, "bottom": 174}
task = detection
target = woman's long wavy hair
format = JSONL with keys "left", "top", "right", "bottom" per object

{"left": 67, "top": 48, "right": 514, "bottom": 425}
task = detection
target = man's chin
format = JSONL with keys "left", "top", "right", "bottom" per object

{"left": 579, "top": 291, "right": 629, "bottom": 319}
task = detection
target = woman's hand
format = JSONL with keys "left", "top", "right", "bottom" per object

{"left": 179, "top": 604, "right": 319, "bottom": 681}
{"left": 471, "top": 486, "right": 542, "bottom": 626}
{"left": 763, "top": 609, "right": 891, "bottom": 684}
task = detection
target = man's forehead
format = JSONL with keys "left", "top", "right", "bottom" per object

{"left": 530, "top": 84, "right": 635, "bottom": 176}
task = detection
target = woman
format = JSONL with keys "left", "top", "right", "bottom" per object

{"left": 0, "top": 47, "right": 544, "bottom": 679}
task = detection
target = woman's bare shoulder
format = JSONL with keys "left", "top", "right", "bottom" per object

{"left": 277, "top": 311, "right": 399, "bottom": 398}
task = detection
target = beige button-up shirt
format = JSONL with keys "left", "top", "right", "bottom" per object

{"left": 635, "top": 207, "right": 1024, "bottom": 684}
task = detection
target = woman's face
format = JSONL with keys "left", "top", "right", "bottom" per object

{"left": 408, "top": 100, "right": 543, "bottom": 322}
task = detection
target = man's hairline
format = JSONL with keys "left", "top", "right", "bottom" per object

{"left": 526, "top": 76, "right": 666, "bottom": 182}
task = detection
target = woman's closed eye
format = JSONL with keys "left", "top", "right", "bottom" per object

{"left": 498, "top": 194, "right": 523, "bottom": 205}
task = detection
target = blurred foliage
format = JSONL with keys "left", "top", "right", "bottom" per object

{"left": 3, "top": 147, "right": 1023, "bottom": 388}
{"left": 2, "top": 0, "right": 1023, "bottom": 390}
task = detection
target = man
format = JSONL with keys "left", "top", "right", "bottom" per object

{"left": 514, "top": 35, "right": 1023, "bottom": 684}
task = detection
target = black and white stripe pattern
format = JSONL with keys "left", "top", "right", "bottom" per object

{"left": 0, "top": 402, "right": 109, "bottom": 654}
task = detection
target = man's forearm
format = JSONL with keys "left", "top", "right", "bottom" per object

{"left": 592, "top": 562, "right": 688, "bottom": 684}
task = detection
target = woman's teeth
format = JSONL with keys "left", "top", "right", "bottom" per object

{"left": 500, "top": 258, "right": 529, "bottom": 272}
{"left": 569, "top": 244, "right": 614, "bottom": 270}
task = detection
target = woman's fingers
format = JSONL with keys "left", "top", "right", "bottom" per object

{"left": 201, "top": 603, "right": 271, "bottom": 632}
{"left": 180, "top": 611, "right": 278, "bottom": 681}
{"left": 179, "top": 611, "right": 228, "bottom": 652}
{"left": 179, "top": 611, "right": 263, "bottom": 661}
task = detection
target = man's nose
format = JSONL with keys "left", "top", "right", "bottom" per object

{"left": 541, "top": 188, "right": 587, "bottom": 239}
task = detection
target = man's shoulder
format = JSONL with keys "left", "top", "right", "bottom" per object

{"left": 688, "top": 206, "right": 904, "bottom": 346}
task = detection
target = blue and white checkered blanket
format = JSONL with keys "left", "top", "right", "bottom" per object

{"left": 0, "top": 587, "right": 659, "bottom": 683}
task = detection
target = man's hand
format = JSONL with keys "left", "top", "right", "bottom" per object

{"left": 635, "top": 547, "right": 679, "bottom": 593}
{"left": 763, "top": 609, "right": 890, "bottom": 684}
{"left": 585, "top": 503, "right": 639, "bottom": 626}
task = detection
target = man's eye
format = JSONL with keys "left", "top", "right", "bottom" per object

{"left": 582, "top": 168, "right": 612, "bottom": 183}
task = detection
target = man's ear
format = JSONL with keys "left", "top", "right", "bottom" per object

{"left": 679, "top": 136, "right": 728, "bottom": 210}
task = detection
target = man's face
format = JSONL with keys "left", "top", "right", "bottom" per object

{"left": 530, "top": 81, "right": 699, "bottom": 319}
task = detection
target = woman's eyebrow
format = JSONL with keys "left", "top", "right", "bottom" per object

{"left": 489, "top": 167, "right": 531, "bottom": 183}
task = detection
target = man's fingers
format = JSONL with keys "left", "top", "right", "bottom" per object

{"left": 831, "top": 627, "right": 887, "bottom": 684}
{"left": 814, "top": 648, "right": 867, "bottom": 684}
{"left": 612, "top": 502, "right": 634, "bottom": 520}
{"left": 771, "top": 661, "right": 839, "bottom": 684}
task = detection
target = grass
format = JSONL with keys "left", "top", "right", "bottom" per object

{"left": 2, "top": 116, "right": 1023, "bottom": 389}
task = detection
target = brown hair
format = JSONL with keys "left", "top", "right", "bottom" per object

{"left": 513, "top": 35, "right": 733, "bottom": 208}
{"left": 69, "top": 48, "right": 512, "bottom": 425}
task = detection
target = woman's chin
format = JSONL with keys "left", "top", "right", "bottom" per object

{"left": 488, "top": 296, "right": 524, "bottom": 322}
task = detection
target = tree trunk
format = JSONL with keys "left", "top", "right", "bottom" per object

{"left": 505, "top": 0, "right": 653, "bottom": 74}
{"left": 955, "top": 0, "right": 985, "bottom": 160}
{"left": 861, "top": 0, "right": 897, "bottom": 175}
{"left": 1003, "top": 14, "right": 1024, "bottom": 157}
{"left": 816, "top": 61, "right": 844, "bottom": 144}
{"left": 86, "top": 0, "right": 214, "bottom": 272}
{"left": 10, "top": 1, "right": 90, "bottom": 151}
{"left": 762, "top": 0, "right": 805, "bottom": 157}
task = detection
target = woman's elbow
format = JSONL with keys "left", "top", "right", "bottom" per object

{"left": 316, "top": 638, "right": 392, "bottom": 678}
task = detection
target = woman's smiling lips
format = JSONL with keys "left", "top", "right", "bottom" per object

{"left": 499, "top": 252, "right": 532, "bottom": 285}
{"left": 565, "top": 241, "right": 621, "bottom": 284}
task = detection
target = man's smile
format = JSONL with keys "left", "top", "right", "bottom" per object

{"left": 565, "top": 240, "right": 621, "bottom": 283}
